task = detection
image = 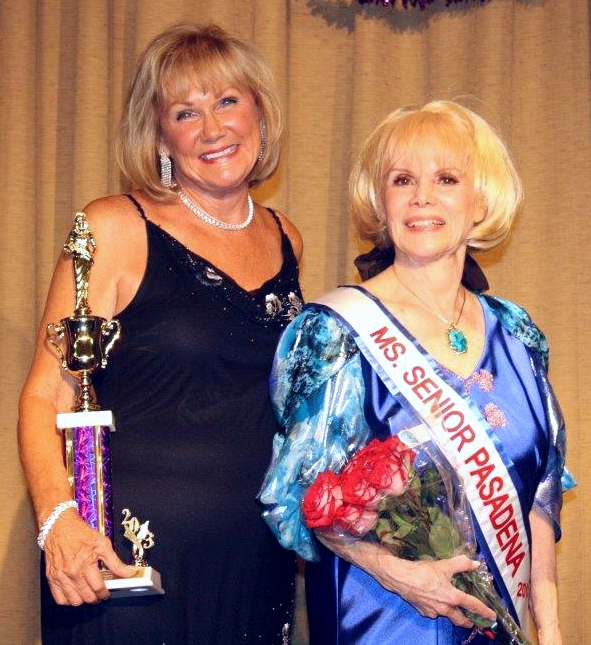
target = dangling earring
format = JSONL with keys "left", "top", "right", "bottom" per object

{"left": 257, "top": 120, "right": 267, "bottom": 164}
{"left": 159, "top": 148, "right": 172, "bottom": 187}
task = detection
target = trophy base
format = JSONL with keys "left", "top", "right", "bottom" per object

{"left": 103, "top": 566, "right": 164, "bottom": 597}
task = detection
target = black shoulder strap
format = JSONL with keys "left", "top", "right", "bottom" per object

{"left": 125, "top": 193, "right": 147, "bottom": 220}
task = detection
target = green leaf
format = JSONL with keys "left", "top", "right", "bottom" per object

{"left": 428, "top": 509, "right": 458, "bottom": 558}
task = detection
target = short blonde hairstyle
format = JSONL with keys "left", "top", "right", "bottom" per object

{"left": 350, "top": 100, "right": 523, "bottom": 251}
{"left": 116, "top": 23, "right": 283, "bottom": 200}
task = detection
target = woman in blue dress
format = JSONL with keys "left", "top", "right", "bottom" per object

{"left": 260, "top": 100, "right": 572, "bottom": 645}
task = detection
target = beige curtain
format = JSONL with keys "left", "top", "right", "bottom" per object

{"left": 1, "top": 1, "right": 589, "bottom": 642}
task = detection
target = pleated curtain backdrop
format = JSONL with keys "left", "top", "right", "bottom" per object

{"left": 1, "top": 1, "right": 589, "bottom": 642}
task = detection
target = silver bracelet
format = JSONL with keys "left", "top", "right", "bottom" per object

{"left": 37, "top": 500, "right": 78, "bottom": 550}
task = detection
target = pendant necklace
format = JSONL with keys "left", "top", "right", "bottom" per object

{"left": 393, "top": 268, "right": 469, "bottom": 354}
{"left": 178, "top": 191, "right": 254, "bottom": 231}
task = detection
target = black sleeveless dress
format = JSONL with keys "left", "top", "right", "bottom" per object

{"left": 41, "top": 197, "right": 302, "bottom": 644}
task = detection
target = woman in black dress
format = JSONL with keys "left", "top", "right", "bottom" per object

{"left": 18, "top": 23, "right": 302, "bottom": 644}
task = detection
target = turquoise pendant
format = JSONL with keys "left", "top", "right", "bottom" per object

{"left": 447, "top": 325, "right": 468, "bottom": 354}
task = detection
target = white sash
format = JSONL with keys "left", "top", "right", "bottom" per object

{"left": 314, "top": 286, "right": 531, "bottom": 625}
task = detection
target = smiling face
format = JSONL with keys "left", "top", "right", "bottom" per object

{"left": 159, "top": 82, "right": 261, "bottom": 200}
{"left": 383, "top": 137, "right": 482, "bottom": 265}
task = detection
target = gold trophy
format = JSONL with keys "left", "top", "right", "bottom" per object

{"left": 46, "top": 211, "right": 163, "bottom": 597}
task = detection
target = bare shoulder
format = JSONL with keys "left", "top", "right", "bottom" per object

{"left": 80, "top": 193, "right": 144, "bottom": 239}
{"left": 270, "top": 208, "right": 303, "bottom": 262}
{"left": 72, "top": 194, "right": 148, "bottom": 263}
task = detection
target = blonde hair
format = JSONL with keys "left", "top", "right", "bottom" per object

{"left": 350, "top": 100, "right": 523, "bottom": 250}
{"left": 116, "top": 23, "right": 283, "bottom": 199}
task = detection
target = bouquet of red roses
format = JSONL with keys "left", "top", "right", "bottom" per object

{"left": 302, "top": 435, "right": 531, "bottom": 645}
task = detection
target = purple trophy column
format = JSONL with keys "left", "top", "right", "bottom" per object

{"left": 72, "top": 425, "right": 114, "bottom": 540}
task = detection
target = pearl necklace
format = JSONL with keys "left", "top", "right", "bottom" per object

{"left": 394, "top": 267, "right": 468, "bottom": 354}
{"left": 178, "top": 191, "right": 254, "bottom": 231}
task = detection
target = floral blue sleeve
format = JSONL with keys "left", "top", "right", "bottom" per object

{"left": 483, "top": 294, "right": 575, "bottom": 538}
{"left": 532, "top": 374, "right": 574, "bottom": 539}
{"left": 258, "top": 306, "right": 371, "bottom": 561}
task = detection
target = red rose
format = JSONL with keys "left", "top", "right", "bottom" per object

{"left": 367, "top": 456, "right": 410, "bottom": 498}
{"left": 302, "top": 471, "right": 343, "bottom": 529}
{"left": 383, "top": 435, "right": 415, "bottom": 468}
{"left": 343, "top": 436, "right": 414, "bottom": 499}
{"left": 334, "top": 503, "right": 379, "bottom": 537}
{"left": 340, "top": 469, "right": 382, "bottom": 509}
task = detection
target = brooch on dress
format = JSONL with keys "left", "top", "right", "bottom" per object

{"left": 265, "top": 292, "right": 303, "bottom": 321}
